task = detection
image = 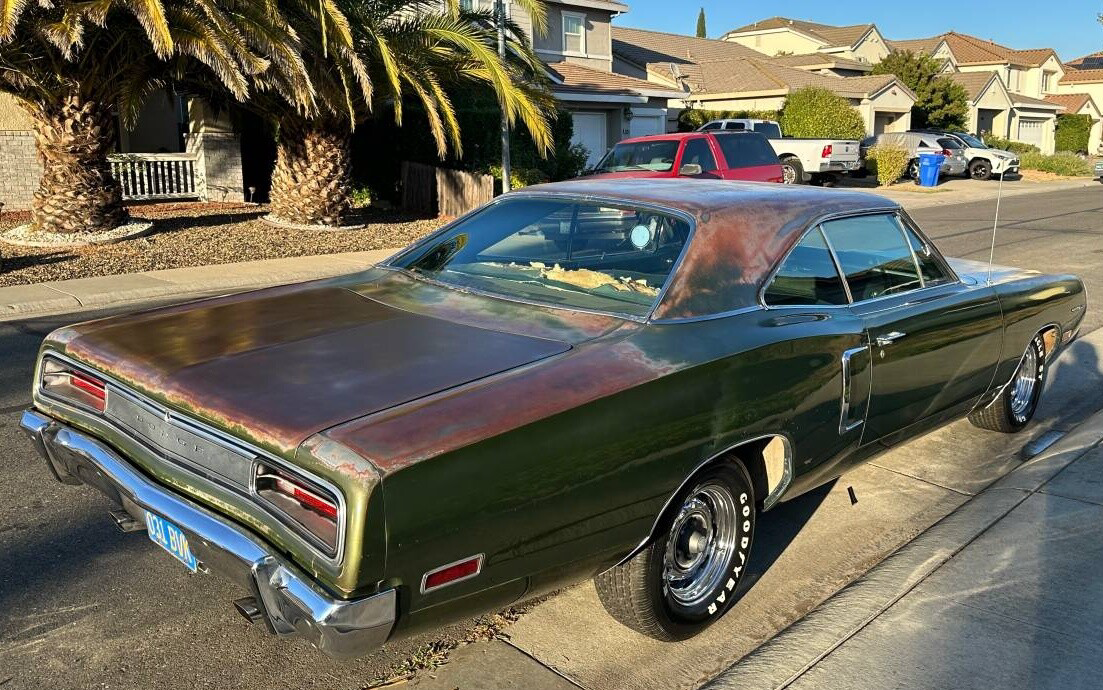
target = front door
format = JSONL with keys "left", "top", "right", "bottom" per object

{"left": 821, "top": 213, "right": 1002, "bottom": 443}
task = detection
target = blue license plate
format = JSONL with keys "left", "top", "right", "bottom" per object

{"left": 145, "top": 511, "right": 198, "bottom": 572}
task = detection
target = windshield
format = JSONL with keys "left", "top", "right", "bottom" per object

{"left": 752, "top": 122, "right": 782, "bottom": 139}
{"left": 594, "top": 140, "right": 679, "bottom": 173}
{"left": 956, "top": 133, "right": 987, "bottom": 148}
{"left": 392, "top": 198, "right": 691, "bottom": 317}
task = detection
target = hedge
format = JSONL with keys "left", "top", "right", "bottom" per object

{"left": 867, "top": 145, "right": 910, "bottom": 186}
{"left": 981, "top": 133, "right": 1040, "bottom": 155}
{"left": 1055, "top": 114, "right": 1093, "bottom": 154}
{"left": 778, "top": 87, "right": 866, "bottom": 140}
{"left": 1019, "top": 152, "right": 1093, "bottom": 176}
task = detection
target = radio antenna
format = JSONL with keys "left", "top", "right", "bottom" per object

{"left": 986, "top": 170, "right": 1005, "bottom": 285}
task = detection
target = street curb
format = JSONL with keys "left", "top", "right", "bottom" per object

{"left": 0, "top": 248, "right": 397, "bottom": 322}
{"left": 704, "top": 406, "right": 1103, "bottom": 689}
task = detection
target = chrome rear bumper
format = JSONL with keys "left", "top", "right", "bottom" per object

{"left": 20, "top": 409, "right": 395, "bottom": 659}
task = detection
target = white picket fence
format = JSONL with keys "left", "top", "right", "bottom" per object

{"left": 108, "top": 153, "right": 202, "bottom": 201}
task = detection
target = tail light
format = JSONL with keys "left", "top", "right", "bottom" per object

{"left": 941, "top": 149, "right": 953, "bottom": 157}
{"left": 254, "top": 462, "right": 340, "bottom": 554}
{"left": 821, "top": 144, "right": 833, "bottom": 158}
{"left": 40, "top": 357, "right": 107, "bottom": 412}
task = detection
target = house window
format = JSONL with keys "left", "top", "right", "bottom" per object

{"left": 563, "top": 12, "right": 586, "bottom": 55}
{"left": 1042, "top": 71, "right": 1053, "bottom": 92}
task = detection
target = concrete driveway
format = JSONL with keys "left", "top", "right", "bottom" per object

{"left": 1, "top": 187, "right": 1101, "bottom": 689}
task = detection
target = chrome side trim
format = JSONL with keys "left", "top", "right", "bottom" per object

{"left": 419, "top": 554, "right": 485, "bottom": 595}
{"left": 20, "top": 410, "right": 395, "bottom": 659}
{"left": 839, "top": 346, "right": 868, "bottom": 434}
{"left": 609, "top": 433, "right": 794, "bottom": 569}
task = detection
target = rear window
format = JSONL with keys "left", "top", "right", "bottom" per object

{"left": 937, "top": 137, "right": 962, "bottom": 149}
{"left": 594, "top": 140, "right": 679, "bottom": 173}
{"left": 393, "top": 198, "right": 691, "bottom": 317}
{"left": 752, "top": 122, "right": 782, "bottom": 139}
{"left": 712, "top": 132, "right": 779, "bottom": 168}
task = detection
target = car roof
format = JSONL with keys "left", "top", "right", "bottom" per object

{"left": 511, "top": 178, "right": 898, "bottom": 320}
{"left": 616, "top": 132, "right": 706, "bottom": 144}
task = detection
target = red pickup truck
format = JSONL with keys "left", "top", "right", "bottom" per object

{"left": 587, "top": 131, "right": 784, "bottom": 183}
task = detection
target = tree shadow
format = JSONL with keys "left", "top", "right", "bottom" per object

{"left": 0, "top": 250, "right": 75, "bottom": 277}
{"left": 740, "top": 480, "right": 836, "bottom": 592}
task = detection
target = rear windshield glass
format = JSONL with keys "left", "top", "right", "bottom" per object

{"left": 937, "top": 138, "right": 962, "bottom": 149}
{"left": 392, "top": 198, "right": 692, "bottom": 317}
{"left": 713, "top": 133, "right": 779, "bottom": 168}
{"left": 594, "top": 140, "right": 679, "bottom": 173}
{"left": 752, "top": 122, "right": 782, "bottom": 139}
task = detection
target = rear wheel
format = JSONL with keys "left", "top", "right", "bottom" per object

{"left": 780, "top": 156, "right": 803, "bottom": 185}
{"left": 970, "top": 159, "right": 992, "bottom": 180}
{"left": 968, "top": 334, "right": 1046, "bottom": 432}
{"left": 907, "top": 158, "right": 920, "bottom": 180}
{"left": 594, "top": 463, "right": 755, "bottom": 641}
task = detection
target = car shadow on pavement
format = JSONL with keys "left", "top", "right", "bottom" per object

{"left": 738, "top": 480, "right": 836, "bottom": 593}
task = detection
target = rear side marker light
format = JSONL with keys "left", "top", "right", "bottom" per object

{"left": 421, "top": 554, "right": 484, "bottom": 593}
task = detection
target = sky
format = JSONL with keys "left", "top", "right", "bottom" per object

{"left": 616, "top": 1, "right": 1103, "bottom": 62}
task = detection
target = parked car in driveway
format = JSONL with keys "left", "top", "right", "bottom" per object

{"left": 589, "top": 131, "right": 783, "bottom": 183}
{"left": 697, "top": 118, "right": 861, "bottom": 185}
{"left": 912, "top": 129, "right": 1020, "bottom": 180}
{"left": 1094, "top": 159, "right": 1103, "bottom": 180}
{"left": 861, "top": 132, "right": 956, "bottom": 180}
{"left": 22, "top": 179, "right": 1085, "bottom": 657}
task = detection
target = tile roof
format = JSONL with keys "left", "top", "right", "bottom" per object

{"left": 946, "top": 71, "right": 1000, "bottom": 101}
{"left": 611, "top": 26, "right": 912, "bottom": 100}
{"left": 723, "top": 17, "right": 874, "bottom": 48}
{"left": 890, "top": 31, "right": 1058, "bottom": 66}
{"left": 1061, "top": 68, "right": 1103, "bottom": 84}
{"left": 1044, "top": 93, "right": 1098, "bottom": 114}
{"left": 1066, "top": 51, "right": 1103, "bottom": 69}
{"left": 768, "top": 53, "right": 872, "bottom": 72}
{"left": 1009, "top": 92, "right": 1063, "bottom": 109}
{"left": 546, "top": 61, "right": 684, "bottom": 96}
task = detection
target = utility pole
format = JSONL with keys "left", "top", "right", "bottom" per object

{"left": 496, "top": 0, "right": 511, "bottom": 191}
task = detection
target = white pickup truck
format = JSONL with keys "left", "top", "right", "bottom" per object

{"left": 698, "top": 118, "right": 860, "bottom": 185}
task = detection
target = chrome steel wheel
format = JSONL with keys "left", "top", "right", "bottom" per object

{"left": 662, "top": 482, "right": 737, "bottom": 608}
{"left": 782, "top": 164, "right": 797, "bottom": 184}
{"left": 1010, "top": 345, "right": 1039, "bottom": 417}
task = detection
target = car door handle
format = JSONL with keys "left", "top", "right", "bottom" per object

{"left": 875, "top": 331, "right": 907, "bottom": 347}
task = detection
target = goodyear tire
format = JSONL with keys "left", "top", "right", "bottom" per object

{"left": 594, "top": 463, "right": 755, "bottom": 641}
{"left": 969, "top": 334, "right": 1046, "bottom": 433}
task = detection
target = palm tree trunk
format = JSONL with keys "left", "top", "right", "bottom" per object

{"left": 28, "top": 94, "right": 128, "bottom": 234}
{"left": 268, "top": 119, "right": 352, "bottom": 226}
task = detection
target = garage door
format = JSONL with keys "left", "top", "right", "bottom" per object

{"left": 571, "top": 112, "right": 607, "bottom": 167}
{"left": 628, "top": 112, "right": 664, "bottom": 138}
{"left": 1017, "top": 118, "right": 1045, "bottom": 149}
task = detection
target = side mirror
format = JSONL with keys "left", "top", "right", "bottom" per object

{"left": 678, "top": 163, "right": 703, "bottom": 176}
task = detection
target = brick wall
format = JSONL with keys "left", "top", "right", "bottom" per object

{"left": 0, "top": 131, "right": 40, "bottom": 210}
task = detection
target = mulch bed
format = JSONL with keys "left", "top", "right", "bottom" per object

{"left": 0, "top": 201, "right": 445, "bottom": 287}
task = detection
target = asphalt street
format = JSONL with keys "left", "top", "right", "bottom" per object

{"left": 0, "top": 186, "right": 1101, "bottom": 689}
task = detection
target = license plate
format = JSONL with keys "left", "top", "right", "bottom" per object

{"left": 145, "top": 511, "right": 198, "bottom": 572}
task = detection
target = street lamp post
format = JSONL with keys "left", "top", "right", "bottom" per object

{"left": 496, "top": 0, "right": 511, "bottom": 192}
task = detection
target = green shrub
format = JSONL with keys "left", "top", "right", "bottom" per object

{"left": 1055, "top": 113, "right": 1093, "bottom": 153}
{"left": 981, "top": 133, "right": 1040, "bottom": 155}
{"left": 488, "top": 165, "right": 550, "bottom": 190}
{"left": 868, "top": 145, "right": 910, "bottom": 186}
{"left": 350, "top": 185, "right": 373, "bottom": 208}
{"left": 778, "top": 87, "right": 866, "bottom": 140}
{"left": 677, "top": 108, "right": 780, "bottom": 131}
{"left": 1019, "top": 151, "right": 1092, "bottom": 176}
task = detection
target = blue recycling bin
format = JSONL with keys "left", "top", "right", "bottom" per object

{"left": 917, "top": 152, "right": 942, "bottom": 187}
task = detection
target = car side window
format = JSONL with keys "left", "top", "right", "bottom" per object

{"left": 700, "top": 122, "right": 722, "bottom": 130}
{"left": 763, "top": 227, "right": 849, "bottom": 306}
{"left": 724, "top": 121, "right": 746, "bottom": 130}
{"left": 898, "top": 220, "right": 952, "bottom": 285}
{"left": 714, "top": 133, "right": 778, "bottom": 168}
{"left": 681, "top": 138, "right": 718, "bottom": 172}
{"left": 822, "top": 214, "right": 923, "bottom": 301}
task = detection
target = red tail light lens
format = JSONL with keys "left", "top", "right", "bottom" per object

{"left": 254, "top": 462, "right": 340, "bottom": 554}
{"left": 821, "top": 144, "right": 833, "bottom": 158}
{"left": 941, "top": 149, "right": 953, "bottom": 157}
{"left": 40, "top": 358, "right": 107, "bottom": 412}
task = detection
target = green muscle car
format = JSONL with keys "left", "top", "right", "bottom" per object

{"left": 22, "top": 179, "right": 1086, "bottom": 657}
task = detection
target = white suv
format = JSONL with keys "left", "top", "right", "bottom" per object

{"left": 912, "top": 130, "right": 1019, "bottom": 180}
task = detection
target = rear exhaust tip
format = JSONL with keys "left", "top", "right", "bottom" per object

{"left": 233, "top": 597, "right": 265, "bottom": 624}
{"left": 109, "top": 508, "right": 145, "bottom": 533}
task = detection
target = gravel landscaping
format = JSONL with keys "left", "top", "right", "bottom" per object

{"left": 0, "top": 202, "right": 444, "bottom": 287}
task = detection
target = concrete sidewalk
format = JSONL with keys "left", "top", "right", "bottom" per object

{"left": 841, "top": 175, "right": 1098, "bottom": 210}
{"left": 0, "top": 248, "right": 395, "bottom": 321}
{"left": 707, "top": 407, "right": 1103, "bottom": 690}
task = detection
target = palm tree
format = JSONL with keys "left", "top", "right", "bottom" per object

{"left": 262, "top": 0, "right": 555, "bottom": 227}
{"left": 0, "top": 0, "right": 312, "bottom": 234}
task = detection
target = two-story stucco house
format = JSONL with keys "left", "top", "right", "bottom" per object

{"left": 1053, "top": 52, "right": 1103, "bottom": 153}
{"left": 720, "top": 17, "right": 891, "bottom": 65}
{"left": 469, "top": 0, "right": 681, "bottom": 166}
